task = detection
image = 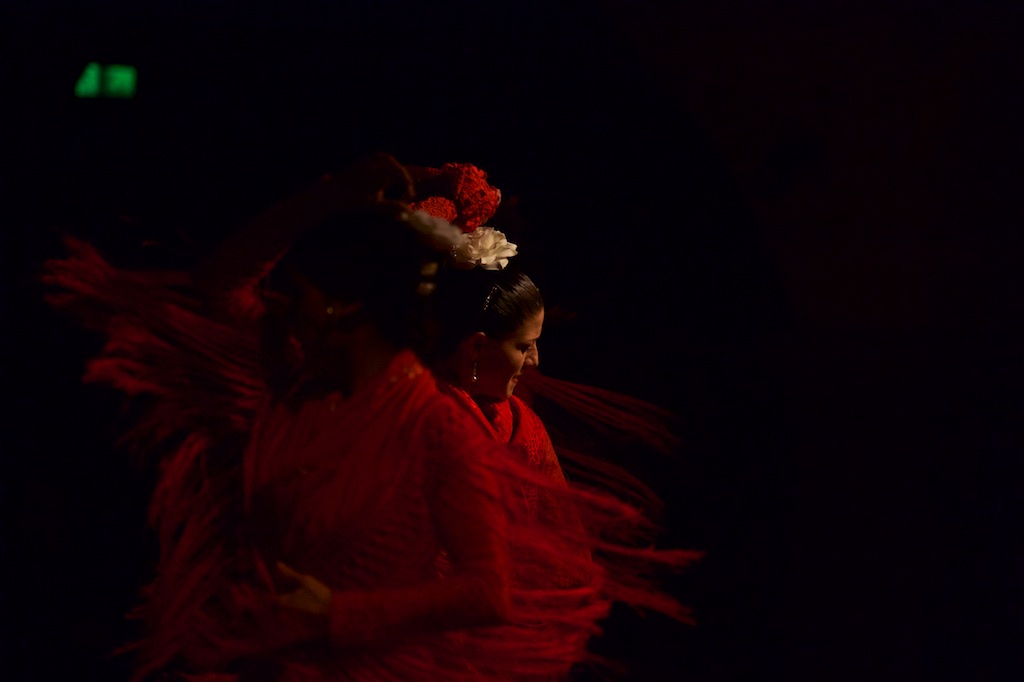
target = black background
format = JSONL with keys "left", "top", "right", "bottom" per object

{"left": 2, "top": 1, "right": 1022, "bottom": 679}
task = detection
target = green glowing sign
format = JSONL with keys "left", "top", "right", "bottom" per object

{"left": 75, "top": 62, "right": 137, "bottom": 98}
{"left": 74, "top": 62, "right": 101, "bottom": 97}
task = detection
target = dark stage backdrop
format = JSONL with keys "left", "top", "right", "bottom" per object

{"left": 2, "top": 1, "right": 1021, "bottom": 680}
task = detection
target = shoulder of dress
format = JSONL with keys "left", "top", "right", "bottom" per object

{"left": 509, "top": 395, "right": 550, "bottom": 438}
{"left": 413, "top": 382, "right": 486, "bottom": 434}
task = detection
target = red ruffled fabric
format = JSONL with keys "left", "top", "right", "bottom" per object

{"left": 445, "top": 386, "right": 699, "bottom": 624}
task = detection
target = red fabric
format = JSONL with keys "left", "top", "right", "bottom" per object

{"left": 444, "top": 392, "right": 577, "bottom": 532}
{"left": 440, "top": 385, "right": 701, "bottom": 676}
{"left": 178, "top": 352, "right": 524, "bottom": 680}
{"left": 516, "top": 367, "right": 681, "bottom": 456}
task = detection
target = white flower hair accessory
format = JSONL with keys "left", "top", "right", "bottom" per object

{"left": 454, "top": 226, "right": 518, "bottom": 271}
{"left": 402, "top": 210, "right": 518, "bottom": 271}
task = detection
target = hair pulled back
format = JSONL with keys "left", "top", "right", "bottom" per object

{"left": 279, "top": 204, "right": 438, "bottom": 345}
{"left": 428, "top": 266, "right": 544, "bottom": 362}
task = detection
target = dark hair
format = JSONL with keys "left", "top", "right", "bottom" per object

{"left": 267, "top": 203, "right": 440, "bottom": 354}
{"left": 428, "top": 266, "right": 544, "bottom": 361}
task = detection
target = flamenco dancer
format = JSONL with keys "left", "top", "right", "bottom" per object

{"left": 412, "top": 163, "right": 700, "bottom": 677}
{"left": 44, "top": 154, "right": 698, "bottom": 680}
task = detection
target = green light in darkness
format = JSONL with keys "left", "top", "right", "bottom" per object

{"left": 75, "top": 62, "right": 137, "bottom": 98}
{"left": 104, "top": 64, "right": 137, "bottom": 98}
{"left": 74, "top": 62, "right": 102, "bottom": 98}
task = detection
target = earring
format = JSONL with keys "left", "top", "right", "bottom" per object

{"left": 472, "top": 360, "right": 478, "bottom": 383}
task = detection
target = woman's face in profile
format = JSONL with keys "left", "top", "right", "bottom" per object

{"left": 289, "top": 275, "right": 360, "bottom": 384}
{"left": 473, "top": 309, "right": 543, "bottom": 400}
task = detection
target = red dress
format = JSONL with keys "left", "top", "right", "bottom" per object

{"left": 438, "top": 386, "right": 701, "bottom": 679}
{"left": 201, "top": 352, "right": 517, "bottom": 681}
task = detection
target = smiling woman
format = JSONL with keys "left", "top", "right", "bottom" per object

{"left": 431, "top": 268, "right": 545, "bottom": 401}
{"left": 416, "top": 162, "right": 701, "bottom": 678}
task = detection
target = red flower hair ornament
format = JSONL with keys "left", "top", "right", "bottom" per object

{"left": 403, "top": 162, "right": 517, "bottom": 271}
{"left": 408, "top": 163, "right": 501, "bottom": 231}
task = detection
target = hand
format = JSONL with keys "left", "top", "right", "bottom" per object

{"left": 275, "top": 561, "right": 332, "bottom": 615}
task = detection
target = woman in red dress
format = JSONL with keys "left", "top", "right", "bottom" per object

{"left": 43, "top": 157, "right": 523, "bottom": 681}
{"left": 410, "top": 163, "right": 701, "bottom": 679}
